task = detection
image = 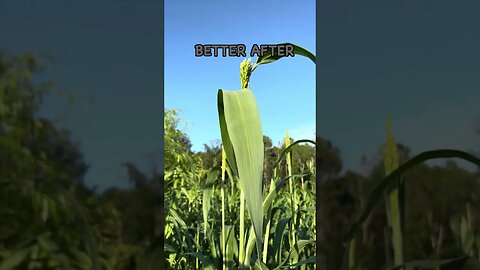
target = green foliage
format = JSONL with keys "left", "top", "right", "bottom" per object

{"left": 317, "top": 124, "right": 480, "bottom": 270}
{"left": 165, "top": 42, "right": 316, "bottom": 269}
{"left": 0, "top": 52, "right": 102, "bottom": 269}
{"left": 163, "top": 115, "right": 317, "bottom": 269}
{"left": 0, "top": 52, "right": 163, "bottom": 269}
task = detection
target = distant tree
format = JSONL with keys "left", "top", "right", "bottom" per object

{"left": 198, "top": 140, "right": 222, "bottom": 170}
{"left": 0, "top": 52, "right": 88, "bottom": 188}
{"left": 315, "top": 136, "right": 342, "bottom": 180}
{"left": 263, "top": 135, "right": 279, "bottom": 183}
{"left": 0, "top": 52, "right": 124, "bottom": 269}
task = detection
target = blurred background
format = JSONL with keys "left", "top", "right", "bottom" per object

{"left": 0, "top": 0, "right": 163, "bottom": 268}
{"left": 317, "top": 0, "right": 480, "bottom": 269}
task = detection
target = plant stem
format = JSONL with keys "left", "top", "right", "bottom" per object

{"left": 384, "top": 119, "right": 403, "bottom": 268}
{"left": 286, "top": 130, "right": 296, "bottom": 257}
{"left": 244, "top": 228, "right": 255, "bottom": 267}
{"left": 239, "top": 190, "right": 245, "bottom": 267}
{"left": 348, "top": 237, "right": 356, "bottom": 270}
{"left": 262, "top": 176, "right": 276, "bottom": 263}
{"left": 221, "top": 148, "right": 226, "bottom": 270}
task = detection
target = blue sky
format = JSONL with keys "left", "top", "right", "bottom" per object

{"left": 319, "top": 0, "right": 480, "bottom": 173}
{"left": 1, "top": 0, "right": 477, "bottom": 191}
{"left": 165, "top": 0, "right": 316, "bottom": 152}
{"left": 0, "top": 0, "right": 162, "bottom": 190}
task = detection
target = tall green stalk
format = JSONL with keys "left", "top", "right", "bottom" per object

{"left": 384, "top": 119, "right": 403, "bottom": 268}
{"left": 263, "top": 169, "right": 277, "bottom": 263}
{"left": 196, "top": 230, "right": 200, "bottom": 268}
{"left": 348, "top": 237, "right": 356, "bottom": 270}
{"left": 286, "top": 130, "right": 296, "bottom": 252}
{"left": 239, "top": 191, "right": 245, "bottom": 267}
{"left": 221, "top": 148, "right": 226, "bottom": 270}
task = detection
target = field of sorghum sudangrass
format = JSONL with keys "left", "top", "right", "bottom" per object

{"left": 332, "top": 121, "right": 480, "bottom": 270}
{"left": 164, "top": 44, "right": 317, "bottom": 269}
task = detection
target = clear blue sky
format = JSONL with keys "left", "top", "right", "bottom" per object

{"left": 165, "top": 0, "right": 316, "bottom": 152}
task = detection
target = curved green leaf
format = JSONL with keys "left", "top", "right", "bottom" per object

{"left": 63, "top": 190, "right": 100, "bottom": 270}
{"left": 0, "top": 247, "right": 31, "bottom": 270}
{"left": 254, "top": 260, "right": 270, "bottom": 270}
{"left": 221, "top": 225, "right": 237, "bottom": 268}
{"left": 185, "top": 252, "right": 216, "bottom": 270}
{"left": 251, "top": 43, "right": 316, "bottom": 73}
{"left": 272, "top": 139, "right": 315, "bottom": 172}
{"left": 384, "top": 119, "right": 403, "bottom": 266}
{"left": 272, "top": 217, "right": 291, "bottom": 265}
{"left": 244, "top": 173, "right": 311, "bottom": 265}
{"left": 341, "top": 149, "right": 480, "bottom": 269}
{"left": 274, "top": 240, "right": 315, "bottom": 270}
{"left": 283, "top": 256, "right": 316, "bottom": 269}
{"left": 203, "top": 170, "right": 219, "bottom": 235}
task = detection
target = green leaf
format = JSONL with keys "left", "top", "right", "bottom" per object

{"left": 341, "top": 149, "right": 480, "bottom": 269}
{"left": 384, "top": 119, "right": 403, "bottom": 267}
{"left": 251, "top": 43, "right": 315, "bottom": 73}
{"left": 37, "top": 233, "right": 58, "bottom": 252}
{"left": 72, "top": 249, "right": 93, "bottom": 270}
{"left": 272, "top": 139, "right": 315, "bottom": 172}
{"left": 263, "top": 174, "right": 310, "bottom": 214}
{"left": 167, "top": 207, "right": 197, "bottom": 252}
{"left": 0, "top": 248, "right": 31, "bottom": 270}
{"left": 164, "top": 243, "right": 176, "bottom": 253}
{"left": 217, "top": 88, "right": 265, "bottom": 260}
{"left": 41, "top": 196, "right": 48, "bottom": 222}
{"left": 220, "top": 225, "right": 238, "bottom": 268}
{"left": 203, "top": 170, "right": 219, "bottom": 235}
{"left": 272, "top": 218, "right": 291, "bottom": 265}
{"left": 274, "top": 240, "right": 315, "bottom": 270}
{"left": 63, "top": 190, "right": 100, "bottom": 270}
{"left": 283, "top": 256, "right": 316, "bottom": 269}
{"left": 254, "top": 260, "right": 270, "bottom": 270}
{"left": 217, "top": 91, "right": 238, "bottom": 177}
{"left": 450, "top": 214, "right": 461, "bottom": 244}
{"left": 461, "top": 216, "right": 474, "bottom": 253}
{"left": 245, "top": 174, "right": 309, "bottom": 264}
{"left": 185, "top": 252, "right": 216, "bottom": 270}
{"left": 348, "top": 237, "right": 356, "bottom": 270}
